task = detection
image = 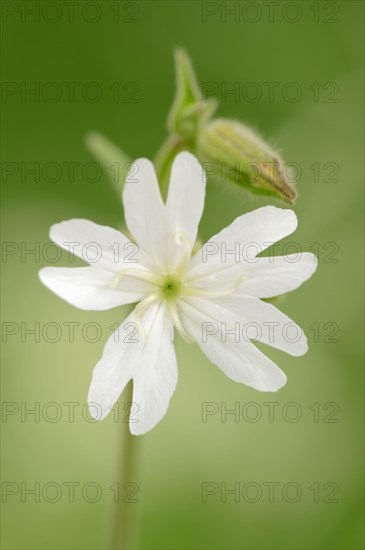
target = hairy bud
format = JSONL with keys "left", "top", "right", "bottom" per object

{"left": 197, "top": 119, "right": 297, "bottom": 203}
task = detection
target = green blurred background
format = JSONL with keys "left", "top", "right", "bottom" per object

{"left": 1, "top": 1, "right": 364, "bottom": 549}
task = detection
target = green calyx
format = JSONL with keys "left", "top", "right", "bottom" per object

{"left": 197, "top": 118, "right": 297, "bottom": 204}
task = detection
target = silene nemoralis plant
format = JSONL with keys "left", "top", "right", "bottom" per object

{"left": 39, "top": 50, "right": 317, "bottom": 435}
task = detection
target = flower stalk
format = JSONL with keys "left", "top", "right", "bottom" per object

{"left": 110, "top": 382, "right": 140, "bottom": 550}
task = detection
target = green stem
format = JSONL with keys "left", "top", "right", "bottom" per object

{"left": 110, "top": 381, "right": 140, "bottom": 550}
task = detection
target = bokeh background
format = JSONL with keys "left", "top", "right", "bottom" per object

{"left": 1, "top": 1, "right": 364, "bottom": 549}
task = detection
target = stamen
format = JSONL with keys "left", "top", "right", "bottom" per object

{"left": 132, "top": 292, "right": 161, "bottom": 340}
{"left": 174, "top": 231, "right": 192, "bottom": 276}
{"left": 110, "top": 275, "right": 121, "bottom": 289}
{"left": 185, "top": 261, "right": 248, "bottom": 284}
{"left": 166, "top": 300, "right": 195, "bottom": 344}
{"left": 183, "top": 275, "right": 246, "bottom": 299}
{"left": 109, "top": 268, "right": 162, "bottom": 289}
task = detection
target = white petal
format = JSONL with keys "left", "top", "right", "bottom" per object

{"left": 186, "top": 206, "right": 298, "bottom": 281}
{"left": 87, "top": 302, "right": 177, "bottom": 434}
{"left": 87, "top": 308, "right": 146, "bottom": 419}
{"left": 187, "top": 252, "right": 317, "bottom": 299}
{"left": 179, "top": 298, "right": 286, "bottom": 391}
{"left": 131, "top": 302, "right": 178, "bottom": 435}
{"left": 122, "top": 158, "right": 167, "bottom": 271}
{"left": 50, "top": 219, "right": 142, "bottom": 270}
{"left": 236, "top": 253, "right": 318, "bottom": 298}
{"left": 39, "top": 267, "right": 153, "bottom": 310}
{"left": 165, "top": 152, "right": 206, "bottom": 271}
{"left": 212, "top": 294, "right": 308, "bottom": 356}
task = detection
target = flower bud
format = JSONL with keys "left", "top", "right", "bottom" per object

{"left": 197, "top": 118, "right": 297, "bottom": 204}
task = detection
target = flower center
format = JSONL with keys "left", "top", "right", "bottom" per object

{"left": 160, "top": 276, "right": 181, "bottom": 299}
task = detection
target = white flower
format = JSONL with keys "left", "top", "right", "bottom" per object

{"left": 39, "top": 152, "right": 317, "bottom": 435}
